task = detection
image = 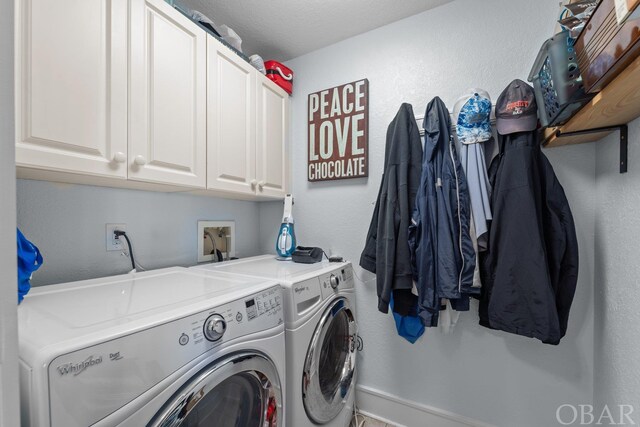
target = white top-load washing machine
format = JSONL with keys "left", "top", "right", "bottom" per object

{"left": 191, "top": 255, "right": 357, "bottom": 427}
{"left": 18, "top": 267, "right": 285, "bottom": 427}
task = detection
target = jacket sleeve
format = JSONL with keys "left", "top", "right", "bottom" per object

{"left": 544, "top": 161, "right": 579, "bottom": 338}
{"left": 377, "top": 167, "right": 400, "bottom": 313}
{"left": 393, "top": 122, "right": 423, "bottom": 290}
{"left": 359, "top": 178, "right": 384, "bottom": 274}
{"left": 556, "top": 201, "right": 579, "bottom": 337}
{"left": 408, "top": 212, "right": 420, "bottom": 282}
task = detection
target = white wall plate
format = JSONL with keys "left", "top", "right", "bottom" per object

{"left": 197, "top": 220, "right": 236, "bottom": 263}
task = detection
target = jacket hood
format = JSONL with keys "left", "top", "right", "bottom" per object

{"left": 422, "top": 97, "right": 451, "bottom": 160}
{"left": 384, "top": 103, "right": 418, "bottom": 170}
{"left": 422, "top": 96, "right": 451, "bottom": 137}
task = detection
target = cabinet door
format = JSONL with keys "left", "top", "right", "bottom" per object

{"left": 129, "top": 0, "right": 206, "bottom": 188}
{"left": 206, "top": 38, "right": 256, "bottom": 195}
{"left": 256, "top": 76, "right": 290, "bottom": 198}
{"left": 15, "top": 0, "right": 128, "bottom": 178}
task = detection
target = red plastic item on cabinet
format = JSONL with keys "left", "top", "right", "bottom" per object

{"left": 264, "top": 60, "right": 293, "bottom": 95}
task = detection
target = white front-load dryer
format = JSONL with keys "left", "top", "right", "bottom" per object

{"left": 191, "top": 255, "right": 357, "bottom": 427}
{"left": 18, "top": 267, "right": 286, "bottom": 427}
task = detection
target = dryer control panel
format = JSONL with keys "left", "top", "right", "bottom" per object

{"left": 320, "top": 264, "right": 355, "bottom": 300}
{"left": 285, "top": 263, "right": 355, "bottom": 325}
{"left": 46, "top": 285, "right": 283, "bottom": 427}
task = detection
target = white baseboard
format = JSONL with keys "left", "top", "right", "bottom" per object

{"left": 355, "top": 385, "right": 496, "bottom": 427}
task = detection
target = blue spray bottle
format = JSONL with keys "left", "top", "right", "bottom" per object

{"left": 276, "top": 194, "right": 296, "bottom": 260}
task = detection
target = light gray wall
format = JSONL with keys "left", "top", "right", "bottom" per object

{"left": 281, "top": 0, "right": 596, "bottom": 425}
{"left": 594, "top": 116, "right": 640, "bottom": 421}
{"left": 0, "top": 0, "right": 20, "bottom": 423}
{"left": 258, "top": 201, "right": 283, "bottom": 255}
{"left": 16, "top": 180, "right": 265, "bottom": 286}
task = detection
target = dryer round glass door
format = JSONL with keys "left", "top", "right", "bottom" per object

{"left": 149, "top": 352, "right": 282, "bottom": 427}
{"left": 302, "top": 297, "right": 357, "bottom": 424}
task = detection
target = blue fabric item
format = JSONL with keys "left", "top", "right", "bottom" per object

{"left": 389, "top": 293, "right": 424, "bottom": 344}
{"left": 17, "top": 228, "right": 42, "bottom": 304}
{"left": 455, "top": 93, "right": 492, "bottom": 144}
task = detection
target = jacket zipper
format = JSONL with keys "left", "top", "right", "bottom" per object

{"left": 448, "top": 136, "right": 465, "bottom": 293}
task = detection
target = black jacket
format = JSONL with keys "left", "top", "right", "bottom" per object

{"left": 479, "top": 131, "right": 579, "bottom": 345}
{"left": 408, "top": 97, "right": 477, "bottom": 327}
{"left": 360, "top": 103, "right": 423, "bottom": 313}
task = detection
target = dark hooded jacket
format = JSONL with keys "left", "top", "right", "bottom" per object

{"left": 479, "top": 131, "right": 579, "bottom": 345}
{"left": 360, "top": 103, "right": 423, "bottom": 314}
{"left": 408, "top": 97, "right": 477, "bottom": 327}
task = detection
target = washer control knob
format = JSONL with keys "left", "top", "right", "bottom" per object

{"left": 329, "top": 274, "right": 340, "bottom": 289}
{"left": 203, "top": 314, "right": 226, "bottom": 342}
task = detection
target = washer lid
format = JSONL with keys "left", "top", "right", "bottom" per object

{"left": 19, "top": 267, "right": 277, "bottom": 351}
{"left": 192, "top": 254, "right": 347, "bottom": 283}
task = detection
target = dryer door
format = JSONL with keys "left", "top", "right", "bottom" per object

{"left": 149, "top": 351, "right": 282, "bottom": 427}
{"left": 302, "top": 297, "right": 357, "bottom": 424}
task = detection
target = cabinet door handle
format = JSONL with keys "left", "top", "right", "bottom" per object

{"left": 134, "top": 155, "right": 147, "bottom": 166}
{"left": 258, "top": 180, "right": 265, "bottom": 190}
{"left": 113, "top": 152, "right": 126, "bottom": 163}
{"left": 250, "top": 179, "right": 258, "bottom": 188}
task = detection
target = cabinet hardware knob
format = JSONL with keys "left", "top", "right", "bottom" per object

{"left": 134, "top": 155, "right": 147, "bottom": 166}
{"left": 113, "top": 152, "right": 126, "bottom": 163}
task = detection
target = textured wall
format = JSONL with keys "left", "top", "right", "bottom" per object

{"left": 594, "top": 116, "right": 640, "bottom": 422}
{"left": 16, "top": 180, "right": 265, "bottom": 286}
{"left": 281, "top": 0, "right": 596, "bottom": 425}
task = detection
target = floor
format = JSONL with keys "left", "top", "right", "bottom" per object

{"left": 350, "top": 412, "right": 397, "bottom": 427}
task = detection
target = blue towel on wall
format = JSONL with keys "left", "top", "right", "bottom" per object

{"left": 390, "top": 293, "right": 425, "bottom": 344}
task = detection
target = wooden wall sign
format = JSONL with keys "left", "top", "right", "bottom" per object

{"left": 308, "top": 79, "right": 368, "bottom": 181}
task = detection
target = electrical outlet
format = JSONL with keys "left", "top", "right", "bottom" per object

{"left": 106, "top": 223, "right": 126, "bottom": 251}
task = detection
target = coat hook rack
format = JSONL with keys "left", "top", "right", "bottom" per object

{"left": 555, "top": 124, "right": 628, "bottom": 173}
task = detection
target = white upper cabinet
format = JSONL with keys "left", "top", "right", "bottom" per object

{"left": 207, "top": 37, "right": 257, "bottom": 195}
{"left": 15, "top": 0, "right": 289, "bottom": 198}
{"left": 129, "top": 0, "right": 206, "bottom": 188}
{"left": 15, "top": 0, "right": 128, "bottom": 178}
{"left": 206, "top": 38, "right": 290, "bottom": 199}
{"left": 256, "top": 75, "right": 290, "bottom": 198}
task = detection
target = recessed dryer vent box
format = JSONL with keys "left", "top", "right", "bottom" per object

{"left": 197, "top": 220, "right": 235, "bottom": 263}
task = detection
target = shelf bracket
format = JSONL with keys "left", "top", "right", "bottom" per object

{"left": 555, "top": 124, "right": 628, "bottom": 173}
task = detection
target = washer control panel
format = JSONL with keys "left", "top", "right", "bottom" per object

{"left": 189, "top": 285, "right": 283, "bottom": 346}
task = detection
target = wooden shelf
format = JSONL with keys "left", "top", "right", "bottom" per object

{"left": 543, "top": 54, "right": 640, "bottom": 147}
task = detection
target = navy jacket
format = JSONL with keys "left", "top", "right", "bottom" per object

{"left": 479, "top": 131, "right": 579, "bottom": 345}
{"left": 360, "top": 103, "right": 423, "bottom": 314}
{"left": 408, "top": 97, "right": 477, "bottom": 327}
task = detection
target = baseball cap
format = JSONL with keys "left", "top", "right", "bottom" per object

{"left": 453, "top": 89, "right": 492, "bottom": 145}
{"left": 495, "top": 79, "right": 538, "bottom": 135}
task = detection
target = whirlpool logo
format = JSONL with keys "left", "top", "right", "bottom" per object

{"left": 57, "top": 355, "right": 103, "bottom": 376}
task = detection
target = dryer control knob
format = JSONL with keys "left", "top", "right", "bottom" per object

{"left": 204, "top": 314, "right": 226, "bottom": 342}
{"left": 330, "top": 274, "right": 340, "bottom": 289}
